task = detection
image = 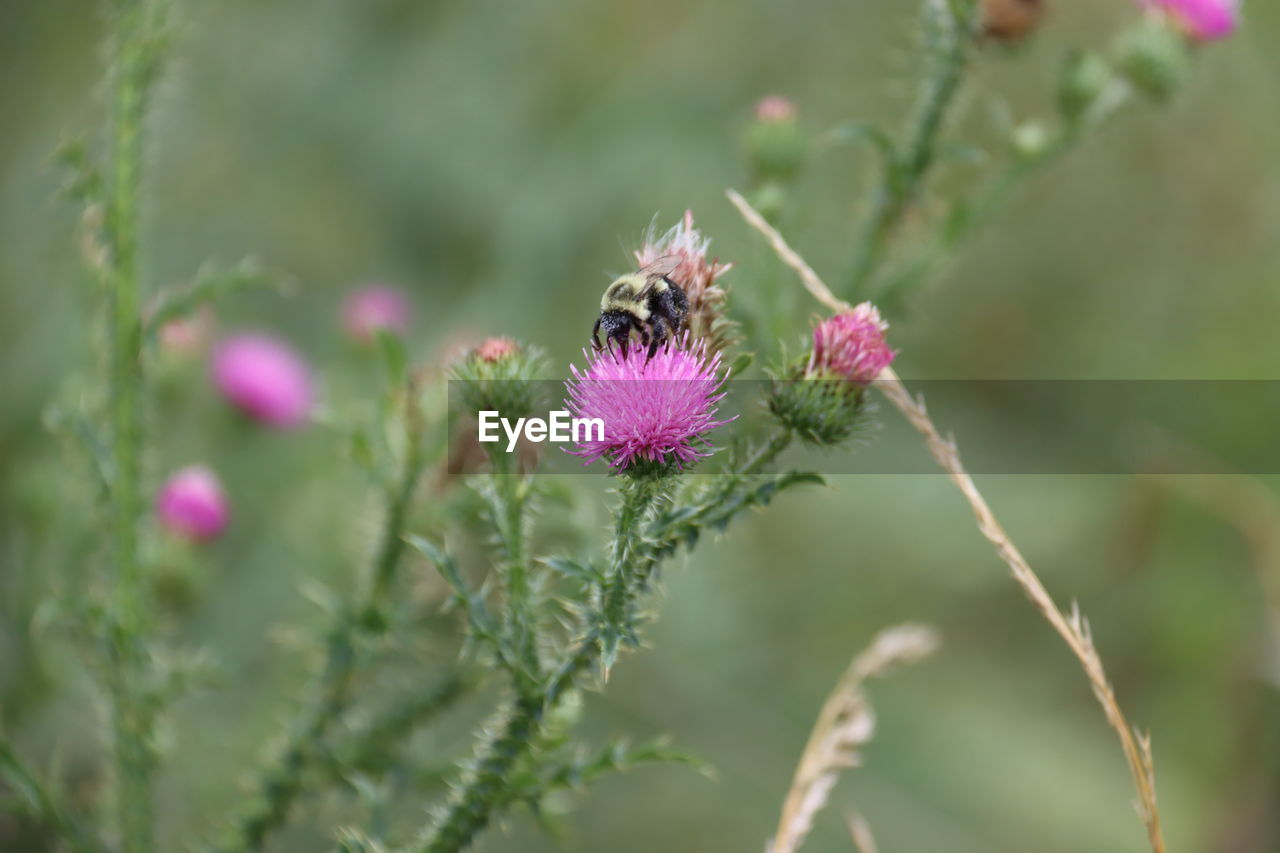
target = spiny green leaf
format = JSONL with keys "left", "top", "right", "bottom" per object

{"left": 542, "top": 557, "right": 602, "bottom": 585}
{"left": 144, "top": 257, "right": 275, "bottom": 339}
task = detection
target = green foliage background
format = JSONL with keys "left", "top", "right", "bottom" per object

{"left": 3, "top": 0, "right": 1280, "bottom": 850}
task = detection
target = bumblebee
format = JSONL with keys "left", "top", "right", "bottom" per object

{"left": 591, "top": 256, "right": 689, "bottom": 358}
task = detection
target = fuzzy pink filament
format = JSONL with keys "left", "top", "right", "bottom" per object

{"left": 809, "top": 303, "right": 896, "bottom": 385}
{"left": 755, "top": 95, "right": 798, "bottom": 123}
{"left": 1139, "top": 0, "right": 1237, "bottom": 41}
{"left": 156, "top": 466, "right": 230, "bottom": 541}
{"left": 476, "top": 337, "right": 518, "bottom": 363}
{"left": 211, "top": 333, "right": 313, "bottom": 428}
{"left": 565, "top": 338, "right": 732, "bottom": 470}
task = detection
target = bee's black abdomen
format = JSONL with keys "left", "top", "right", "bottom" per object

{"left": 649, "top": 280, "right": 689, "bottom": 336}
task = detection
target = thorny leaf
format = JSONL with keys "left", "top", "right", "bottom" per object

{"left": 144, "top": 258, "right": 276, "bottom": 341}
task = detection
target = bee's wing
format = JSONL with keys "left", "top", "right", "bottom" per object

{"left": 636, "top": 255, "right": 681, "bottom": 298}
{"left": 637, "top": 255, "right": 680, "bottom": 279}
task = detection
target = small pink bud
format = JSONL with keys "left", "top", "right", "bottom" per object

{"left": 754, "top": 95, "right": 798, "bottom": 123}
{"left": 475, "top": 337, "right": 518, "bottom": 363}
{"left": 211, "top": 333, "right": 313, "bottom": 428}
{"left": 156, "top": 466, "right": 230, "bottom": 542}
{"left": 342, "top": 285, "right": 412, "bottom": 343}
{"left": 808, "top": 303, "right": 896, "bottom": 385}
{"left": 1138, "top": 0, "right": 1238, "bottom": 42}
{"left": 158, "top": 306, "right": 215, "bottom": 356}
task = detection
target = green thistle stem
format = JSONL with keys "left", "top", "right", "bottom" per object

{"left": 741, "top": 428, "right": 794, "bottom": 477}
{"left": 0, "top": 737, "right": 109, "bottom": 853}
{"left": 849, "top": 0, "right": 972, "bottom": 295}
{"left": 486, "top": 449, "right": 541, "bottom": 698}
{"left": 222, "top": 390, "right": 428, "bottom": 852}
{"left": 103, "top": 1, "right": 160, "bottom": 849}
{"left": 321, "top": 671, "right": 476, "bottom": 780}
{"left": 876, "top": 82, "right": 1133, "bottom": 309}
{"left": 414, "top": 472, "right": 673, "bottom": 853}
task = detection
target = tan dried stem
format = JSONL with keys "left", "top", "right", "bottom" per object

{"left": 728, "top": 187, "right": 1167, "bottom": 853}
{"left": 770, "top": 624, "right": 939, "bottom": 853}
{"left": 844, "top": 812, "right": 881, "bottom": 853}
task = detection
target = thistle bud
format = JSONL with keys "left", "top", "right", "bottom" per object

{"left": 1137, "top": 0, "right": 1238, "bottom": 43}
{"left": 342, "top": 284, "right": 412, "bottom": 344}
{"left": 1116, "top": 16, "right": 1192, "bottom": 101}
{"left": 475, "top": 337, "right": 518, "bottom": 363}
{"left": 1058, "top": 51, "right": 1113, "bottom": 123}
{"left": 157, "top": 305, "right": 215, "bottom": 358}
{"left": 980, "top": 0, "right": 1047, "bottom": 42}
{"left": 745, "top": 96, "right": 807, "bottom": 184}
{"left": 156, "top": 466, "right": 230, "bottom": 542}
{"left": 450, "top": 337, "right": 543, "bottom": 423}
{"left": 1010, "top": 121, "right": 1050, "bottom": 160}
{"left": 770, "top": 304, "right": 895, "bottom": 446}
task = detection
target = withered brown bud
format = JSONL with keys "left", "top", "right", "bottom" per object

{"left": 980, "top": 0, "right": 1046, "bottom": 41}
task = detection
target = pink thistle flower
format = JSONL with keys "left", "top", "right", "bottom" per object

{"left": 635, "top": 211, "right": 734, "bottom": 351}
{"left": 808, "top": 303, "right": 895, "bottom": 385}
{"left": 342, "top": 285, "right": 412, "bottom": 343}
{"left": 754, "top": 95, "right": 798, "bottom": 123}
{"left": 476, "top": 337, "right": 518, "bottom": 363}
{"left": 156, "top": 466, "right": 230, "bottom": 542}
{"left": 1138, "top": 0, "right": 1238, "bottom": 41}
{"left": 565, "top": 337, "right": 733, "bottom": 471}
{"left": 211, "top": 333, "right": 313, "bottom": 428}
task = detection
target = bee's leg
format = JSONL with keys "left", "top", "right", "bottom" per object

{"left": 608, "top": 317, "right": 632, "bottom": 358}
{"left": 646, "top": 318, "right": 668, "bottom": 361}
{"left": 591, "top": 316, "right": 603, "bottom": 351}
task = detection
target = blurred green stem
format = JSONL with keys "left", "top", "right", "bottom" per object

{"left": 415, "top": 472, "right": 674, "bottom": 853}
{"left": 223, "top": 386, "right": 429, "bottom": 852}
{"left": 849, "top": 0, "right": 972, "bottom": 296}
{"left": 320, "top": 670, "right": 477, "bottom": 781}
{"left": 0, "top": 737, "right": 109, "bottom": 853}
{"left": 876, "top": 82, "right": 1133, "bottom": 310}
{"left": 742, "top": 428, "right": 794, "bottom": 476}
{"left": 103, "top": 1, "right": 161, "bottom": 849}
{"left": 485, "top": 449, "right": 542, "bottom": 699}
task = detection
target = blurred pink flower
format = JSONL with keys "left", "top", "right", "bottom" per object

{"left": 565, "top": 337, "right": 732, "bottom": 471}
{"left": 808, "top": 303, "right": 895, "bottom": 385}
{"left": 342, "top": 285, "right": 412, "bottom": 343}
{"left": 754, "top": 95, "right": 798, "bottom": 123}
{"left": 211, "top": 333, "right": 313, "bottom": 428}
{"left": 476, "top": 337, "right": 518, "bottom": 363}
{"left": 1139, "top": 0, "right": 1237, "bottom": 41}
{"left": 156, "top": 466, "right": 229, "bottom": 542}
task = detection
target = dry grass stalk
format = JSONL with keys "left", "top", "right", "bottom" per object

{"left": 769, "top": 624, "right": 939, "bottom": 853}
{"left": 728, "top": 187, "right": 1167, "bottom": 853}
{"left": 844, "top": 811, "right": 881, "bottom": 853}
